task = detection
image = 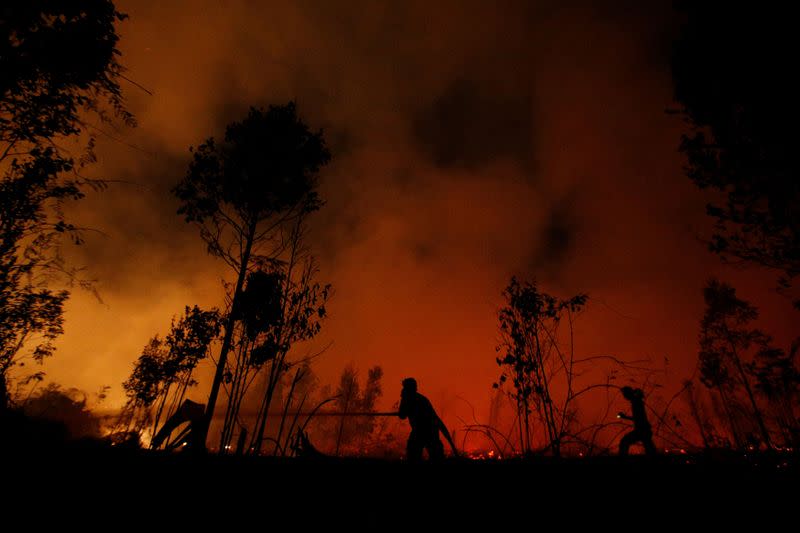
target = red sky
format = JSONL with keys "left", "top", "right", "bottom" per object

{"left": 34, "top": 0, "right": 797, "bottom": 441}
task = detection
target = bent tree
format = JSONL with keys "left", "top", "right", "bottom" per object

{"left": 173, "top": 102, "right": 330, "bottom": 450}
{"left": 120, "top": 305, "right": 220, "bottom": 443}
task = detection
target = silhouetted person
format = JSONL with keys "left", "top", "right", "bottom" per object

{"left": 617, "top": 386, "right": 657, "bottom": 456}
{"left": 398, "top": 377, "right": 457, "bottom": 461}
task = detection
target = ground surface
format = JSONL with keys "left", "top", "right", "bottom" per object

{"left": 6, "top": 443, "right": 796, "bottom": 527}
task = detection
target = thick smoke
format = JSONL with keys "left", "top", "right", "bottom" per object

{"left": 42, "top": 0, "right": 796, "bottom": 430}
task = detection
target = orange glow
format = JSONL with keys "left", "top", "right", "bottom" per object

{"left": 25, "top": 1, "right": 796, "bottom": 454}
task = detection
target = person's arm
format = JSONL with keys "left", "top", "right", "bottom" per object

{"left": 398, "top": 395, "right": 408, "bottom": 420}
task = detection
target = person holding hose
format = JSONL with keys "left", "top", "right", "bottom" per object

{"left": 398, "top": 377, "right": 458, "bottom": 461}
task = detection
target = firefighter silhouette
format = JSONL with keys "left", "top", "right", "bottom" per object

{"left": 617, "top": 386, "right": 657, "bottom": 456}
{"left": 398, "top": 377, "right": 457, "bottom": 461}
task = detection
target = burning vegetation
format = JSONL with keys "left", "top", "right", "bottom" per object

{"left": 0, "top": 1, "right": 798, "bottom": 481}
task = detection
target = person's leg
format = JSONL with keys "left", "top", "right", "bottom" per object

{"left": 619, "top": 430, "right": 637, "bottom": 456}
{"left": 427, "top": 438, "right": 445, "bottom": 461}
{"left": 642, "top": 431, "right": 657, "bottom": 456}
{"left": 407, "top": 432, "right": 423, "bottom": 462}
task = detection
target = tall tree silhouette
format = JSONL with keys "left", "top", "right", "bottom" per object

{"left": 216, "top": 257, "right": 330, "bottom": 455}
{"left": 173, "top": 103, "right": 330, "bottom": 450}
{"left": 217, "top": 269, "right": 284, "bottom": 452}
{"left": 0, "top": 0, "right": 133, "bottom": 411}
{"left": 753, "top": 340, "right": 800, "bottom": 446}
{"left": 247, "top": 250, "right": 330, "bottom": 455}
{"left": 698, "top": 279, "right": 774, "bottom": 448}
{"left": 495, "top": 277, "right": 587, "bottom": 456}
{"left": 672, "top": 3, "right": 800, "bottom": 305}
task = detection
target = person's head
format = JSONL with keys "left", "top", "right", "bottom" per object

{"left": 402, "top": 377, "right": 418, "bottom": 393}
{"left": 621, "top": 386, "right": 641, "bottom": 401}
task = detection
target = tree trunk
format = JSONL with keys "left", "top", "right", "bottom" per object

{"left": 729, "top": 342, "right": 772, "bottom": 448}
{"left": 251, "top": 360, "right": 281, "bottom": 454}
{"left": 235, "top": 427, "right": 248, "bottom": 456}
{"left": 717, "top": 385, "right": 741, "bottom": 448}
{"left": 0, "top": 374, "right": 7, "bottom": 413}
{"left": 335, "top": 391, "right": 352, "bottom": 456}
{"left": 195, "top": 223, "right": 256, "bottom": 452}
